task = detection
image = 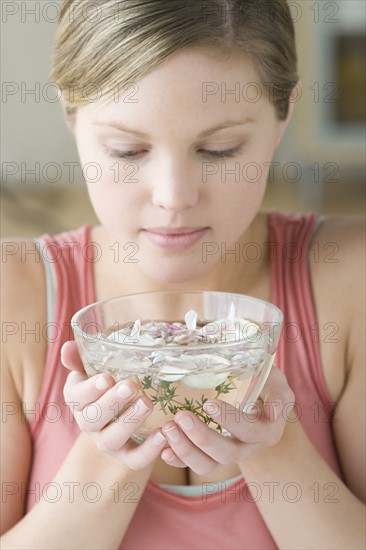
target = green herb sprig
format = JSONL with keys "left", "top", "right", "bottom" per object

{"left": 138, "top": 375, "right": 235, "bottom": 433}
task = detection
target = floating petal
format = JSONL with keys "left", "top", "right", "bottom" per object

{"left": 185, "top": 309, "right": 197, "bottom": 331}
{"left": 227, "top": 302, "right": 236, "bottom": 322}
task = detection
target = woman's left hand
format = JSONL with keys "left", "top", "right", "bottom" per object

{"left": 160, "top": 365, "right": 295, "bottom": 473}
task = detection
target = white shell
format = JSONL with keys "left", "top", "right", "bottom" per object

{"left": 183, "top": 372, "right": 229, "bottom": 389}
{"left": 154, "top": 337, "right": 166, "bottom": 346}
{"left": 173, "top": 332, "right": 192, "bottom": 344}
{"left": 163, "top": 355, "right": 195, "bottom": 370}
{"left": 157, "top": 365, "right": 190, "bottom": 382}
{"left": 136, "top": 333, "right": 157, "bottom": 346}
{"left": 182, "top": 353, "right": 230, "bottom": 389}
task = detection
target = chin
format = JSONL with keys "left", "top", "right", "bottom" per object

{"left": 141, "top": 258, "right": 211, "bottom": 286}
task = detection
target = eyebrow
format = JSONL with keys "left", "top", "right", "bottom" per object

{"left": 92, "top": 117, "right": 256, "bottom": 138}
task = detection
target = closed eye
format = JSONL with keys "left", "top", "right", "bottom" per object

{"left": 202, "top": 145, "right": 244, "bottom": 159}
{"left": 103, "top": 145, "right": 244, "bottom": 160}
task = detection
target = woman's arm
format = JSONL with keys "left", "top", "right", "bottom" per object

{"left": 0, "top": 240, "right": 153, "bottom": 549}
{"left": 238, "top": 217, "right": 365, "bottom": 549}
{"left": 238, "top": 405, "right": 365, "bottom": 549}
{"left": 1, "top": 430, "right": 153, "bottom": 550}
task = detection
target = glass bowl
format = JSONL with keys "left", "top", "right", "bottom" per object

{"left": 71, "top": 290, "right": 283, "bottom": 443}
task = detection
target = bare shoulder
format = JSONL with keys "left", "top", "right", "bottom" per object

{"left": 309, "top": 215, "right": 366, "bottom": 502}
{"left": 310, "top": 213, "right": 365, "bottom": 271}
{"left": 307, "top": 214, "right": 365, "bottom": 403}
{"left": 1, "top": 237, "right": 47, "bottom": 401}
{"left": 0, "top": 237, "right": 48, "bottom": 533}
{"left": 309, "top": 214, "right": 365, "bottom": 338}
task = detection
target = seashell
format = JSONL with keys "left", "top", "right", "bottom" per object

{"left": 134, "top": 333, "right": 156, "bottom": 346}
{"left": 172, "top": 331, "right": 193, "bottom": 344}
{"left": 182, "top": 372, "right": 229, "bottom": 389}
{"left": 157, "top": 365, "right": 190, "bottom": 382}
{"left": 163, "top": 355, "right": 195, "bottom": 370}
{"left": 154, "top": 337, "right": 166, "bottom": 346}
{"left": 181, "top": 353, "right": 231, "bottom": 388}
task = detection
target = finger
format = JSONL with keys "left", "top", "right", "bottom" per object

{"left": 63, "top": 370, "right": 117, "bottom": 412}
{"left": 202, "top": 398, "right": 269, "bottom": 443}
{"left": 60, "top": 340, "right": 85, "bottom": 372}
{"left": 170, "top": 405, "right": 265, "bottom": 465}
{"left": 93, "top": 396, "right": 155, "bottom": 454}
{"left": 160, "top": 447, "right": 187, "bottom": 468}
{"left": 119, "top": 430, "right": 172, "bottom": 471}
{"left": 161, "top": 418, "right": 223, "bottom": 474}
{"left": 73, "top": 379, "right": 140, "bottom": 431}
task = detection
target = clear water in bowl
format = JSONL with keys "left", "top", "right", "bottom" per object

{"left": 80, "top": 317, "right": 275, "bottom": 443}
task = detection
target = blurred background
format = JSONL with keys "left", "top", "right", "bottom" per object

{"left": 1, "top": 0, "right": 365, "bottom": 239}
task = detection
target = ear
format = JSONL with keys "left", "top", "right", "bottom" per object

{"left": 60, "top": 94, "right": 76, "bottom": 134}
{"left": 275, "top": 78, "right": 301, "bottom": 148}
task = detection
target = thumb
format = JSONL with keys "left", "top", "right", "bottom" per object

{"left": 262, "top": 365, "right": 295, "bottom": 421}
{"left": 60, "top": 340, "right": 86, "bottom": 373}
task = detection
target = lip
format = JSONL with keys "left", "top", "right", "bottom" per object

{"left": 144, "top": 226, "right": 207, "bottom": 235}
{"left": 142, "top": 227, "right": 209, "bottom": 251}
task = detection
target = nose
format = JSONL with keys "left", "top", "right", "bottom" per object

{"left": 151, "top": 160, "right": 199, "bottom": 211}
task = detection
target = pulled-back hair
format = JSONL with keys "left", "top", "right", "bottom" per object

{"left": 50, "top": 0, "right": 298, "bottom": 120}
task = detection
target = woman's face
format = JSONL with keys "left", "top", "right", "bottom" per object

{"left": 71, "top": 48, "right": 294, "bottom": 284}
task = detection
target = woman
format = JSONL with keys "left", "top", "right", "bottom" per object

{"left": 1, "top": 1, "right": 364, "bottom": 548}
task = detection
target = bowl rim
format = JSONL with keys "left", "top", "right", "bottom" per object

{"left": 70, "top": 289, "right": 283, "bottom": 351}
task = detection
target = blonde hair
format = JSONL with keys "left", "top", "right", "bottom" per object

{"left": 50, "top": 0, "right": 298, "bottom": 121}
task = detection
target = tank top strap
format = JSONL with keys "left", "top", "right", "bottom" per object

{"left": 267, "top": 209, "right": 332, "bottom": 407}
{"left": 29, "top": 224, "right": 95, "bottom": 438}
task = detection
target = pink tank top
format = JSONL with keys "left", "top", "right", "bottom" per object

{"left": 26, "top": 209, "right": 344, "bottom": 549}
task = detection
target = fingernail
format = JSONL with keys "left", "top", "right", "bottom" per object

{"left": 152, "top": 431, "right": 166, "bottom": 446}
{"left": 163, "top": 426, "right": 180, "bottom": 442}
{"left": 116, "top": 381, "right": 134, "bottom": 398}
{"left": 242, "top": 402, "right": 256, "bottom": 414}
{"left": 95, "top": 375, "right": 109, "bottom": 390}
{"left": 273, "top": 402, "right": 282, "bottom": 421}
{"left": 162, "top": 450, "right": 175, "bottom": 462}
{"left": 264, "top": 395, "right": 282, "bottom": 421}
{"left": 176, "top": 415, "right": 194, "bottom": 431}
{"left": 135, "top": 399, "right": 150, "bottom": 416}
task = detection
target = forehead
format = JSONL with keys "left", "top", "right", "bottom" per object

{"left": 80, "top": 48, "right": 273, "bottom": 133}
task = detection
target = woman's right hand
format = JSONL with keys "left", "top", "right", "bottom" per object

{"left": 61, "top": 340, "right": 169, "bottom": 470}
